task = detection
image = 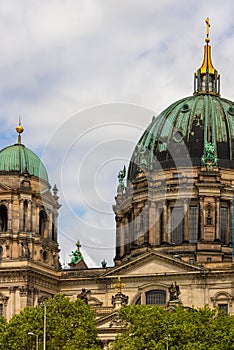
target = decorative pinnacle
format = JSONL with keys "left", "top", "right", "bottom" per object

{"left": 76, "top": 240, "right": 81, "bottom": 252}
{"left": 114, "top": 276, "right": 125, "bottom": 294}
{"left": 205, "top": 17, "right": 210, "bottom": 43}
{"left": 15, "top": 117, "right": 24, "bottom": 144}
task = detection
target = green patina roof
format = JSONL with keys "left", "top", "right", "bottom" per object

{"left": 128, "top": 94, "right": 234, "bottom": 180}
{"left": 0, "top": 143, "right": 48, "bottom": 182}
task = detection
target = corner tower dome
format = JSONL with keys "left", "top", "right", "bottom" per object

{"left": 0, "top": 122, "right": 48, "bottom": 182}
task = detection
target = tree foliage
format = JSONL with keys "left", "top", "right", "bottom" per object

{"left": 0, "top": 294, "right": 102, "bottom": 350}
{"left": 112, "top": 305, "right": 234, "bottom": 350}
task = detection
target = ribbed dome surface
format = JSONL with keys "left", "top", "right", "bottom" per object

{"left": 0, "top": 143, "right": 48, "bottom": 182}
{"left": 128, "top": 94, "right": 234, "bottom": 181}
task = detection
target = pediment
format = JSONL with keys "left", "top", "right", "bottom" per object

{"left": 104, "top": 251, "right": 204, "bottom": 277}
{"left": 97, "top": 311, "right": 127, "bottom": 330}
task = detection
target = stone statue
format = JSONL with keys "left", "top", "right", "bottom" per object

{"left": 101, "top": 259, "right": 107, "bottom": 268}
{"left": 77, "top": 288, "right": 91, "bottom": 304}
{"left": 69, "top": 240, "right": 83, "bottom": 265}
{"left": 168, "top": 282, "right": 180, "bottom": 301}
{"left": 117, "top": 165, "right": 126, "bottom": 191}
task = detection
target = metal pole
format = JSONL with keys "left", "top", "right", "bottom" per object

{"left": 36, "top": 334, "right": 39, "bottom": 350}
{"left": 43, "top": 304, "right": 46, "bottom": 350}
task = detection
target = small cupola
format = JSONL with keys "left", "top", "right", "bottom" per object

{"left": 194, "top": 18, "right": 220, "bottom": 96}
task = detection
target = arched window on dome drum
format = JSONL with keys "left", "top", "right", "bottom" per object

{"left": 170, "top": 207, "right": 183, "bottom": 244}
{"left": 190, "top": 206, "right": 198, "bottom": 243}
{"left": 0, "top": 205, "right": 7, "bottom": 232}
{"left": 220, "top": 207, "right": 228, "bottom": 244}
{"left": 146, "top": 290, "right": 166, "bottom": 305}
{"left": 39, "top": 210, "right": 47, "bottom": 237}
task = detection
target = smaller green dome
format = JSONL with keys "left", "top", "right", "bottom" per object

{"left": 0, "top": 144, "right": 48, "bottom": 182}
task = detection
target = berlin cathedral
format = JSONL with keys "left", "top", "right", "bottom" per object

{"left": 0, "top": 19, "right": 234, "bottom": 344}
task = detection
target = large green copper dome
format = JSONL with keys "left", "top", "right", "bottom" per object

{"left": 128, "top": 94, "right": 234, "bottom": 180}
{"left": 128, "top": 26, "right": 234, "bottom": 181}
{"left": 0, "top": 143, "right": 49, "bottom": 182}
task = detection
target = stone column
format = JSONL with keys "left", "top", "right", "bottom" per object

{"left": 36, "top": 206, "right": 40, "bottom": 234}
{"left": 143, "top": 203, "right": 149, "bottom": 245}
{"left": 8, "top": 286, "right": 17, "bottom": 319}
{"left": 19, "top": 199, "right": 24, "bottom": 232}
{"left": 167, "top": 203, "right": 171, "bottom": 243}
{"left": 162, "top": 202, "right": 168, "bottom": 243}
{"left": 215, "top": 197, "right": 220, "bottom": 241}
{"left": 7, "top": 199, "right": 12, "bottom": 231}
{"left": 119, "top": 216, "right": 125, "bottom": 257}
{"left": 27, "top": 200, "right": 32, "bottom": 232}
{"left": 199, "top": 197, "right": 204, "bottom": 240}
{"left": 228, "top": 200, "right": 232, "bottom": 244}
{"left": 183, "top": 199, "right": 189, "bottom": 242}
{"left": 124, "top": 215, "right": 130, "bottom": 255}
{"left": 149, "top": 202, "right": 156, "bottom": 246}
{"left": 115, "top": 216, "right": 121, "bottom": 258}
{"left": 155, "top": 204, "right": 161, "bottom": 245}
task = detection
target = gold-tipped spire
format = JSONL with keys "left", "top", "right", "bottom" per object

{"left": 205, "top": 17, "right": 210, "bottom": 43}
{"left": 15, "top": 117, "right": 24, "bottom": 144}
{"left": 194, "top": 18, "right": 220, "bottom": 96}
{"left": 199, "top": 17, "right": 215, "bottom": 74}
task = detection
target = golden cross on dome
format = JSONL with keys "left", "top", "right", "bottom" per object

{"left": 76, "top": 240, "right": 81, "bottom": 252}
{"left": 205, "top": 17, "right": 210, "bottom": 42}
{"left": 114, "top": 277, "right": 124, "bottom": 293}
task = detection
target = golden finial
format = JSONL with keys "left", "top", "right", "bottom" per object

{"left": 15, "top": 117, "right": 24, "bottom": 144}
{"left": 205, "top": 17, "right": 210, "bottom": 43}
{"left": 114, "top": 277, "right": 124, "bottom": 294}
{"left": 76, "top": 240, "right": 81, "bottom": 252}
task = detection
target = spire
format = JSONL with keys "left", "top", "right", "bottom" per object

{"left": 194, "top": 18, "right": 220, "bottom": 96}
{"left": 15, "top": 117, "right": 24, "bottom": 144}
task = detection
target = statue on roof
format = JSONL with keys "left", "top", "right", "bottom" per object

{"left": 201, "top": 142, "right": 218, "bottom": 167}
{"left": 117, "top": 165, "right": 126, "bottom": 190}
{"left": 70, "top": 240, "right": 84, "bottom": 265}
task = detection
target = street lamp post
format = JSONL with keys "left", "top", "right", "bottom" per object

{"left": 43, "top": 303, "right": 47, "bottom": 350}
{"left": 165, "top": 334, "right": 170, "bottom": 350}
{"left": 28, "top": 332, "right": 38, "bottom": 350}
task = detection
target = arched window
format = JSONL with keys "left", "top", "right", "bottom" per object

{"left": 146, "top": 290, "right": 166, "bottom": 305}
{"left": 39, "top": 210, "right": 47, "bottom": 236}
{"left": 0, "top": 205, "right": 7, "bottom": 232}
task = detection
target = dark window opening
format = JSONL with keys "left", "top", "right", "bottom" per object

{"left": 0, "top": 205, "right": 8, "bottom": 232}
{"left": 39, "top": 210, "right": 47, "bottom": 236}
{"left": 218, "top": 303, "right": 228, "bottom": 315}
{"left": 220, "top": 207, "right": 228, "bottom": 244}
{"left": 146, "top": 290, "right": 166, "bottom": 305}
{"left": 0, "top": 304, "right": 3, "bottom": 317}
{"left": 171, "top": 206, "right": 183, "bottom": 244}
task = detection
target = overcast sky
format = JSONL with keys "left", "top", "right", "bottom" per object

{"left": 0, "top": 1, "right": 234, "bottom": 267}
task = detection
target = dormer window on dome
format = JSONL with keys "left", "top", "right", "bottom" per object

{"left": 194, "top": 18, "right": 220, "bottom": 96}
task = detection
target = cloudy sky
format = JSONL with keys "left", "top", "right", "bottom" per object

{"left": 0, "top": 0, "right": 234, "bottom": 267}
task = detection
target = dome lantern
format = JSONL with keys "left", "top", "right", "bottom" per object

{"left": 15, "top": 117, "right": 24, "bottom": 145}
{"left": 194, "top": 18, "right": 220, "bottom": 96}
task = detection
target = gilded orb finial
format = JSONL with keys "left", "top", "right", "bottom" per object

{"left": 15, "top": 117, "right": 24, "bottom": 144}
{"left": 205, "top": 17, "right": 210, "bottom": 43}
